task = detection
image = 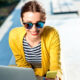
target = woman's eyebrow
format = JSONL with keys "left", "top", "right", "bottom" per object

{"left": 24, "top": 20, "right": 41, "bottom": 23}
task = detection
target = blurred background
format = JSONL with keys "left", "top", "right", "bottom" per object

{"left": 0, "top": 0, "right": 20, "bottom": 26}
{"left": 0, "top": 0, "right": 80, "bottom": 80}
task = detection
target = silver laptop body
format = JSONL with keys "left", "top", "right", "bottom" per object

{"left": 0, "top": 66, "right": 37, "bottom": 80}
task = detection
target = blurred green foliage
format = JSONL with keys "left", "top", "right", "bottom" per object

{"left": 0, "top": 0, "right": 20, "bottom": 26}
{"left": 0, "top": 0, "right": 20, "bottom": 7}
{"left": 0, "top": 0, "right": 20, "bottom": 3}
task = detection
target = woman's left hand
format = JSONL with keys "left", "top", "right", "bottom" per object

{"left": 45, "top": 78, "right": 55, "bottom": 80}
{"left": 45, "top": 76, "right": 59, "bottom": 80}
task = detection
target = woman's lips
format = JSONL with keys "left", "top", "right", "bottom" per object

{"left": 31, "top": 31, "right": 39, "bottom": 36}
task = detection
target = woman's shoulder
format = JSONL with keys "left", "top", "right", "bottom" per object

{"left": 43, "top": 26, "right": 58, "bottom": 35}
{"left": 9, "top": 26, "right": 25, "bottom": 33}
{"left": 9, "top": 26, "right": 25, "bottom": 39}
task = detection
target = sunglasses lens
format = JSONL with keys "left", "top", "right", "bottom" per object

{"left": 25, "top": 23, "right": 33, "bottom": 29}
{"left": 36, "top": 22, "right": 44, "bottom": 28}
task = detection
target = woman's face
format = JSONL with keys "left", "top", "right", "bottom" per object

{"left": 22, "top": 12, "right": 45, "bottom": 39}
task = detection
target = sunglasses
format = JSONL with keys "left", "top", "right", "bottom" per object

{"left": 23, "top": 21, "right": 45, "bottom": 29}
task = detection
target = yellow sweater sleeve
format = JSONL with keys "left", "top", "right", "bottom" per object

{"left": 9, "top": 29, "right": 32, "bottom": 68}
{"left": 49, "top": 29, "right": 62, "bottom": 79}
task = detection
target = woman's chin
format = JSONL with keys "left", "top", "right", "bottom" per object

{"left": 32, "top": 35, "right": 39, "bottom": 39}
{"left": 31, "top": 34, "right": 40, "bottom": 39}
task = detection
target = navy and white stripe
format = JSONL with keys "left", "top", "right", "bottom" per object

{"left": 23, "top": 37, "right": 41, "bottom": 68}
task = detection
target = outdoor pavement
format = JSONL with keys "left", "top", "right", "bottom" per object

{"left": 0, "top": 0, "right": 80, "bottom": 80}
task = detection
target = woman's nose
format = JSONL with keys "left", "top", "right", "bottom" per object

{"left": 31, "top": 24, "right": 37, "bottom": 31}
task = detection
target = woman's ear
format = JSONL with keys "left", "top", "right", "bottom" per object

{"left": 20, "top": 18, "right": 24, "bottom": 25}
{"left": 44, "top": 16, "right": 46, "bottom": 21}
{"left": 41, "top": 14, "right": 46, "bottom": 22}
{"left": 44, "top": 16, "right": 46, "bottom": 22}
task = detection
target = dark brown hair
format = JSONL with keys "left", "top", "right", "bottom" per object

{"left": 21, "top": 0, "right": 46, "bottom": 21}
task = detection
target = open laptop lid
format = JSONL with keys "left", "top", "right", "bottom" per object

{"left": 0, "top": 66, "right": 37, "bottom": 80}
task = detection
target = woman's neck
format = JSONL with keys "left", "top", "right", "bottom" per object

{"left": 25, "top": 35, "right": 41, "bottom": 48}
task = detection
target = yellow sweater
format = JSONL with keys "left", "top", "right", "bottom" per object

{"left": 9, "top": 26, "right": 62, "bottom": 79}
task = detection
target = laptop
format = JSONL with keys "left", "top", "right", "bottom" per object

{"left": 0, "top": 66, "right": 37, "bottom": 80}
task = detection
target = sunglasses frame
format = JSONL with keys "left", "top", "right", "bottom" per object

{"left": 23, "top": 21, "right": 45, "bottom": 29}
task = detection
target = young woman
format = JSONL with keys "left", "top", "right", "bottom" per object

{"left": 9, "top": 1, "right": 62, "bottom": 80}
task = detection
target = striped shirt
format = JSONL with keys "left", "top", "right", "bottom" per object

{"left": 23, "top": 37, "right": 41, "bottom": 68}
